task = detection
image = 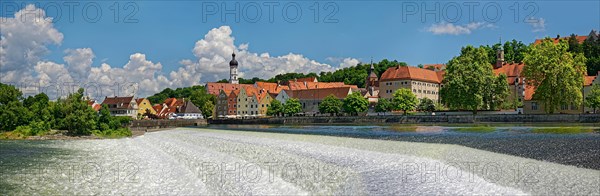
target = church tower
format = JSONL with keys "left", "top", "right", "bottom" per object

{"left": 229, "top": 52, "right": 239, "bottom": 84}
{"left": 495, "top": 47, "right": 504, "bottom": 69}
{"left": 365, "top": 58, "right": 379, "bottom": 95}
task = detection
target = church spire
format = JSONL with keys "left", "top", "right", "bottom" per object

{"left": 229, "top": 51, "right": 239, "bottom": 84}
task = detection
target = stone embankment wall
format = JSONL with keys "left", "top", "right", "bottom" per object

{"left": 130, "top": 119, "right": 208, "bottom": 131}
{"left": 210, "top": 114, "right": 600, "bottom": 125}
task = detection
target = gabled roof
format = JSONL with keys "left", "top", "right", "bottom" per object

{"left": 286, "top": 87, "right": 352, "bottom": 100}
{"left": 229, "top": 90, "right": 240, "bottom": 99}
{"left": 101, "top": 96, "right": 135, "bottom": 109}
{"left": 255, "top": 82, "right": 289, "bottom": 94}
{"left": 135, "top": 98, "right": 150, "bottom": 105}
{"left": 163, "top": 97, "right": 184, "bottom": 107}
{"left": 206, "top": 82, "right": 254, "bottom": 96}
{"left": 494, "top": 62, "right": 525, "bottom": 77}
{"left": 585, "top": 76, "right": 597, "bottom": 86}
{"left": 380, "top": 66, "right": 443, "bottom": 83}
{"left": 87, "top": 100, "right": 102, "bottom": 112}
{"left": 179, "top": 100, "right": 202, "bottom": 114}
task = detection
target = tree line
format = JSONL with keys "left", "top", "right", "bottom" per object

{"left": 0, "top": 83, "right": 131, "bottom": 138}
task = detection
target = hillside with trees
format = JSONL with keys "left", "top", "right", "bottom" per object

{"left": 147, "top": 85, "right": 216, "bottom": 118}
{"left": 215, "top": 59, "right": 407, "bottom": 88}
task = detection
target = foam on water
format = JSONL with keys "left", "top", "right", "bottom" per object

{"left": 1, "top": 128, "right": 598, "bottom": 195}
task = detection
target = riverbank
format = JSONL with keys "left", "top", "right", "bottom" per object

{"left": 210, "top": 114, "right": 600, "bottom": 124}
{"left": 0, "top": 129, "right": 140, "bottom": 140}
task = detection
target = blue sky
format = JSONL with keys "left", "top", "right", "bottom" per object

{"left": 1, "top": 0, "right": 599, "bottom": 97}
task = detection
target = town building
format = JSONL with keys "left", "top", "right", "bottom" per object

{"left": 364, "top": 62, "right": 380, "bottom": 104}
{"left": 282, "top": 87, "right": 354, "bottom": 114}
{"left": 101, "top": 96, "right": 138, "bottom": 118}
{"left": 215, "top": 90, "right": 229, "bottom": 118}
{"left": 176, "top": 99, "right": 203, "bottom": 119}
{"left": 153, "top": 98, "right": 203, "bottom": 119}
{"left": 257, "top": 92, "right": 273, "bottom": 116}
{"left": 493, "top": 48, "right": 527, "bottom": 103}
{"left": 228, "top": 90, "right": 239, "bottom": 117}
{"left": 379, "top": 66, "right": 444, "bottom": 102}
{"left": 136, "top": 98, "right": 156, "bottom": 118}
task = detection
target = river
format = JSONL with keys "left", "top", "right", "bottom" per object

{"left": 1, "top": 125, "right": 599, "bottom": 195}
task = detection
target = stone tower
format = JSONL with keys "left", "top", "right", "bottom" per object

{"left": 229, "top": 52, "right": 239, "bottom": 84}
{"left": 365, "top": 59, "right": 379, "bottom": 95}
{"left": 495, "top": 46, "right": 504, "bottom": 69}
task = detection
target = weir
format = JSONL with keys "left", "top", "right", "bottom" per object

{"left": 210, "top": 114, "right": 600, "bottom": 124}
{"left": 129, "top": 119, "right": 208, "bottom": 132}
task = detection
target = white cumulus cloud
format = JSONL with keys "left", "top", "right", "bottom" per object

{"left": 426, "top": 22, "right": 495, "bottom": 35}
{"left": 527, "top": 17, "right": 546, "bottom": 32}
{"left": 0, "top": 4, "right": 63, "bottom": 83}
{"left": 1, "top": 5, "right": 363, "bottom": 99}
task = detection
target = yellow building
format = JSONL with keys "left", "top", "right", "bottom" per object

{"left": 258, "top": 92, "right": 273, "bottom": 116}
{"left": 136, "top": 98, "right": 157, "bottom": 118}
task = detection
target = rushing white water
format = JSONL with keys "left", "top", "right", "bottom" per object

{"left": 1, "top": 128, "right": 599, "bottom": 195}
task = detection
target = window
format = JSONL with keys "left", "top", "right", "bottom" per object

{"left": 571, "top": 104, "right": 578, "bottom": 110}
{"left": 532, "top": 102, "right": 538, "bottom": 110}
{"left": 561, "top": 104, "right": 568, "bottom": 110}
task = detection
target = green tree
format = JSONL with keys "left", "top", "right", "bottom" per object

{"left": 0, "top": 83, "right": 22, "bottom": 105}
{"left": 267, "top": 99, "right": 284, "bottom": 116}
{"left": 97, "top": 105, "right": 113, "bottom": 131}
{"left": 319, "top": 94, "right": 343, "bottom": 116}
{"left": 523, "top": 38, "right": 587, "bottom": 114}
{"left": 0, "top": 83, "right": 31, "bottom": 131}
{"left": 342, "top": 92, "right": 369, "bottom": 116}
{"left": 189, "top": 87, "right": 216, "bottom": 119}
{"left": 483, "top": 74, "right": 510, "bottom": 110}
{"left": 392, "top": 88, "right": 418, "bottom": 115}
{"left": 586, "top": 84, "right": 600, "bottom": 113}
{"left": 374, "top": 98, "right": 393, "bottom": 114}
{"left": 63, "top": 88, "right": 98, "bottom": 135}
{"left": 24, "top": 93, "right": 51, "bottom": 122}
{"left": 417, "top": 97, "right": 435, "bottom": 113}
{"left": 283, "top": 98, "right": 302, "bottom": 116}
{"left": 440, "top": 45, "right": 496, "bottom": 114}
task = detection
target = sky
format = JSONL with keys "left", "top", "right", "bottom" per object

{"left": 1, "top": 0, "right": 599, "bottom": 99}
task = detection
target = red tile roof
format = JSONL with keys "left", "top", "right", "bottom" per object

{"left": 101, "top": 96, "right": 135, "bottom": 109}
{"left": 87, "top": 100, "right": 102, "bottom": 112}
{"left": 534, "top": 36, "right": 588, "bottom": 45}
{"left": 585, "top": 76, "right": 596, "bottom": 86}
{"left": 206, "top": 82, "right": 254, "bottom": 96}
{"left": 494, "top": 63, "right": 525, "bottom": 77}
{"left": 524, "top": 85, "right": 536, "bottom": 101}
{"left": 255, "top": 82, "right": 289, "bottom": 94}
{"left": 286, "top": 87, "right": 352, "bottom": 100}
{"left": 380, "top": 66, "right": 443, "bottom": 83}
{"left": 423, "top": 64, "right": 445, "bottom": 70}
{"left": 288, "top": 77, "right": 317, "bottom": 83}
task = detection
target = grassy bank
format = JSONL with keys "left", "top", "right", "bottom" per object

{"left": 0, "top": 128, "right": 132, "bottom": 140}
